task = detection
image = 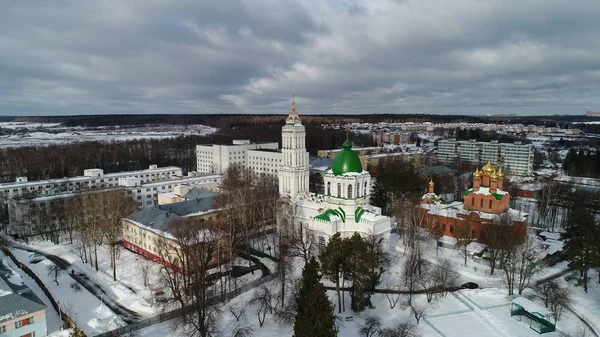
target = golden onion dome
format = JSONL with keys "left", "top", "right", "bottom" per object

{"left": 497, "top": 167, "right": 504, "bottom": 177}
{"left": 473, "top": 166, "right": 481, "bottom": 177}
{"left": 491, "top": 169, "right": 499, "bottom": 179}
{"left": 482, "top": 160, "right": 495, "bottom": 174}
{"left": 429, "top": 179, "right": 434, "bottom": 186}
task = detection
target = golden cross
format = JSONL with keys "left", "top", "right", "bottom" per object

{"left": 345, "top": 126, "right": 350, "bottom": 139}
{"left": 291, "top": 92, "right": 296, "bottom": 114}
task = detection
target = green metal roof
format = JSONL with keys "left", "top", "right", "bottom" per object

{"left": 331, "top": 139, "right": 362, "bottom": 176}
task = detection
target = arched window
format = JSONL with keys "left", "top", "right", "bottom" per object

{"left": 337, "top": 183, "right": 341, "bottom": 197}
{"left": 364, "top": 182, "right": 368, "bottom": 195}
{"left": 449, "top": 225, "right": 454, "bottom": 234}
{"left": 472, "top": 197, "right": 475, "bottom": 206}
{"left": 480, "top": 199, "right": 483, "bottom": 208}
{"left": 348, "top": 184, "right": 353, "bottom": 198}
{"left": 356, "top": 184, "right": 359, "bottom": 197}
{"left": 442, "top": 224, "right": 447, "bottom": 232}
{"left": 327, "top": 182, "right": 331, "bottom": 195}
{"left": 489, "top": 200, "right": 493, "bottom": 209}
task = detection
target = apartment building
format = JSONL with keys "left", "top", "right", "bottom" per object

{"left": 317, "top": 146, "right": 382, "bottom": 159}
{"left": 196, "top": 140, "right": 280, "bottom": 174}
{"left": 0, "top": 261, "right": 47, "bottom": 337}
{"left": 436, "top": 139, "right": 534, "bottom": 176}
{"left": 0, "top": 165, "right": 182, "bottom": 200}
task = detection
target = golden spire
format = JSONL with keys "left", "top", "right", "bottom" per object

{"left": 291, "top": 92, "right": 296, "bottom": 115}
{"left": 497, "top": 166, "right": 504, "bottom": 177}
{"left": 473, "top": 165, "right": 481, "bottom": 177}
{"left": 482, "top": 160, "right": 495, "bottom": 174}
{"left": 429, "top": 179, "right": 434, "bottom": 186}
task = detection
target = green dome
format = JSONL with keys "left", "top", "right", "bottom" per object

{"left": 331, "top": 139, "right": 362, "bottom": 175}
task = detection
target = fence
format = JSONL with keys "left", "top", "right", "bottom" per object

{"left": 1, "top": 246, "right": 83, "bottom": 335}
{"left": 95, "top": 270, "right": 280, "bottom": 337}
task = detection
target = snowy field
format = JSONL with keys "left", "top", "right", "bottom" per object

{"left": 0, "top": 122, "right": 217, "bottom": 148}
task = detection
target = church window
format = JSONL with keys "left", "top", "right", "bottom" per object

{"left": 364, "top": 182, "right": 368, "bottom": 195}
{"left": 449, "top": 225, "right": 454, "bottom": 234}
{"left": 348, "top": 184, "right": 353, "bottom": 198}
{"left": 327, "top": 182, "right": 331, "bottom": 195}
{"left": 472, "top": 197, "right": 475, "bottom": 206}
{"left": 480, "top": 199, "right": 483, "bottom": 208}
{"left": 356, "top": 184, "right": 359, "bottom": 197}
{"left": 337, "top": 183, "right": 341, "bottom": 197}
{"left": 489, "top": 200, "right": 492, "bottom": 209}
{"left": 442, "top": 224, "right": 446, "bottom": 232}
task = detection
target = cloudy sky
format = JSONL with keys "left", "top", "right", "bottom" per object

{"left": 2, "top": 0, "right": 600, "bottom": 116}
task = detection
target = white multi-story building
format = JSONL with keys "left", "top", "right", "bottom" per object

{"left": 126, "top": 174, "right": 222, "bottom": 208}
{"left": 196, "top": 140, "right": 281, "bottom": 175}
{"left": 0, "top": 165, "right": 182, "bottom": 199}
{"left": 437, "top": 140, "right": 534, "bottom": 176}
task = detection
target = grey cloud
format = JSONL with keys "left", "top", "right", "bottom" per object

{"left": 0, "top": 0, "right": 599, "bottom": 116}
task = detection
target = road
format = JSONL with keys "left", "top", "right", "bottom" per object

{"left": 2, "top": 239, "right": 142, "bottom": 324}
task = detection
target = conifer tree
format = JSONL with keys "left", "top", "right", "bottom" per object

{"left": 69, "top": 326, "right": 86, "bottom": 337}
{"left": 320, "top": 233, "right": 347, "bottom": 313}
{"left": 561, "top": 207, "right": 600, "bottom": 293}
{"left": 293, "top": 257, "right": 337, "bottom": 337}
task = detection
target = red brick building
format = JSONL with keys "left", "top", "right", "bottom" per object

{"left": 420, "top": 162, "right": 528, "bottom": 245}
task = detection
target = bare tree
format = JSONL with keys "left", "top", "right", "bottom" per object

{"left": 431, "top": 259, "right": 460, "bottom": 299}
{"left": 379, "top": 322, "right": 420, "bottom": 337}
{"left": 402, "top": 242, "right": 426, "bottom": 305}
{"left": 481, "top": 213, "right": 514, "bottom": 275}
{"left": 500, "top": 234, "right": 542, "bottom": 295}
{"left": 358, "top": 316, "right": 382, "bottom": 337}
{"left": 384, "top": 278, "right": 402, "bottom": 309}
{"left": 285, "top": 224, "right": 316, "bottom": 266}
{"left": 532, "top": 280, "right": 571, "bottom": 320}
{"left": 47, "top": 264, "right": 62, "bottom": 285}
{"left": 249, "top": 286, "right": 278, "bottom": 328}
{"left": 231, "top": 326, "right": 254, "bottom": 337}
{"left": 228, "top": 305, "right": 245, "bottom": 322}
{"left": 155, "top": 217, "right": 223, "bottom": 337}
{"left": 455, "top": 221, "right": 477, "bottom": 267}
{"left": 138, "top": 258, "right": 153, "bottom": 288}
{"left": 100, "top": 189, "right": 138, "bottom": 281}
{"left": 408, "top": 300, "right": 429, "bottom": 325}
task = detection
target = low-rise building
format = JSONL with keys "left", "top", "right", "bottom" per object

{"left": 122, "top": 190, "right": 228, "bottom": 271}
{"left": 318, "top": 146, "right": 382, "bottom": 159}
{"left": 0, "top": 260, "right": 48, "bottom": 337}
{"left": 420, "top": 162, "right": 528, "bottom": 247}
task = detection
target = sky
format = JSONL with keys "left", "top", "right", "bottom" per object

{"left": 1, "top": 0, "right": 600, "bottom": 116}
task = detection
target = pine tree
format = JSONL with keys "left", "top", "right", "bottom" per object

{"left": 320, "top": 233, "right": 348, "bottom": 313}
{"left": 293, "top": 257, "right": 337, "bottom": 337}
{"left": 347, "top": 233, "right": 373, "bottom": 312}
{"left": 561, "top": 207, "right": 599, "bottom": 293}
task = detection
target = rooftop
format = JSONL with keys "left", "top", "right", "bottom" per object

{"left": 0, "top": 258, "right": 47, "bottom": 323}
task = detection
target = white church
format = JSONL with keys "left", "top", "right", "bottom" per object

{"left": 278, "top": 99, "right": 393, "bottom": 251}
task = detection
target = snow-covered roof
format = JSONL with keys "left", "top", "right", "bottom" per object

{"left": 0, "top": 260, "right": 46, "bottom": 323}
{"left": 420, "top": 201, "right": 528, "bottom": 222}
{"left": 464, "top": 186, "right": 508, "bottom": 199}
{"left": 511, "top": 297, "right": 554, "bottom": 318}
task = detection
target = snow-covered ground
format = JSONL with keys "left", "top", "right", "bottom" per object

{"left": 8, "top": 248, "right": 126, "bottom": 336}
{"left": 11, "top": 230, "right": 599, "bottom": 337}
{"left": 0, "top": 123, "right": 217, "bottom": 148}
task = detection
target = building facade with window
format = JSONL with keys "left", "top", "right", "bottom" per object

{"left": 436, "top": 139, "right": 534, "bottom": 176}
{"left": 419, "top": 161, "right": 528, "bottom": 246}
{"left": 278, "top": 100, "right": 393, "bottom": 253}
{"left": 122, "top": 189, "right": 228, "bottom": 271}
{"left": 196, "top": 140, "right": 281, "bottom": 175}
{"left": 0, "top": 261, "right": 47, "bottom": 337}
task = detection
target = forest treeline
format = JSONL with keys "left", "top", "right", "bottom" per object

{"left": 12, "top": 113, "right": 599, "bottom": 128}
{"left": 563, "top": 148, "right": 600, "bottom": 178}
{"left": 0, "top": 124, "right": 374, "bottom": 183}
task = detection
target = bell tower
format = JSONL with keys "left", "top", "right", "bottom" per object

{"left": 278, "top": 94, "right": 309, "bottom": 199}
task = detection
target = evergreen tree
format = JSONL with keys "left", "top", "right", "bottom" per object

{"left": 293, "top": 257, "right": 337, "bottom": 337}
{"left": 320, "top": 233, "right": 348, "bottom": 313}
{"left": 561, "top": 207, "right": 600, "bottom": 293}
{"left": 347, "top": 233, "right": 373, "bottom": 312}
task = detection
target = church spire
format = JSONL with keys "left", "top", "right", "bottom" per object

{"left": 291, "top": 93, "right": 296, "bottom": 115}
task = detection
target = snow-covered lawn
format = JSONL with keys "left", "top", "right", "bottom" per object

{"left": 9, "top": 248, "right": 126, "bottom": 336}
